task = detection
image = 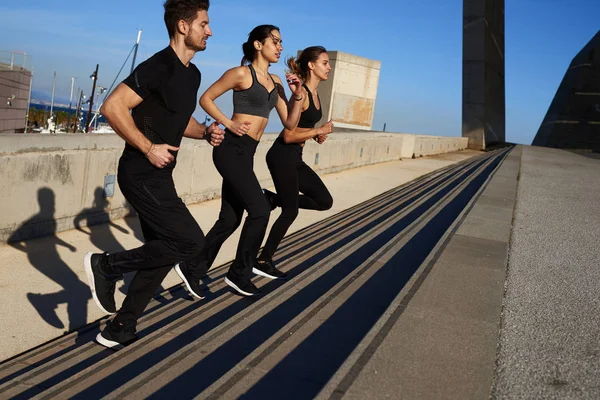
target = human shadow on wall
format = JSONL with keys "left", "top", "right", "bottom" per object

{"left": 74, "top": 187, "right": 133, "bottom": 296}
{"left": 74, "top": 187, "right": 130, "bottom": 253}
{"left": 9, "top": 188, "right": 89, "bottom": 331}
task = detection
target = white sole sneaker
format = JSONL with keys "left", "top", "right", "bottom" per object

{"left": 252, "top": 267, "right": 278, "bottom": 280}
{"left": 84, "top": 252, "right": 115, "bottom": 315}
{"left": 174, "top": 263, "right": 205, "bottom": 300}
{"left": 95, "top": 332, "right": 122, "bottom": 349}
{"left": 224, "top": 277, "right": 257, "bottom": 296}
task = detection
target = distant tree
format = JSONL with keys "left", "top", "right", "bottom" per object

{"left": 28, "top": 108, "right": 45, "bottom": 126}
{"left": 55, "top": 110, "right": 73, "bottom": 126}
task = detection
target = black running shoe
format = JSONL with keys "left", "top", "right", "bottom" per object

{"left": 262, "top": 188, "right": 278, "bottom": 211}
{"left": 96, "top": 320, "right": 138, "bottom": 349}
{"left": 224, "top": 272, "right": 261, "bottom": 296}
{"left": 84, "top": 252, "right": 122, "bottom": 315}
{"left": 253, "top": 259, "right": 287, "bottom": 280}
{"left": 175, "top": 262, "right": 205, "bottom": 299}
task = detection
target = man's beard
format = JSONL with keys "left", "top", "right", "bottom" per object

{"left": 185, "top": 33, "right": 206, "bottom": 52}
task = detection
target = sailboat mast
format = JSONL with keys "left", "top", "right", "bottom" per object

{"left": 131, "top": 29, "right": 142, "bottom": 74}
{"left": 85, "top": 64, "right": 98, "bottom": 133}
{"left": 89, "top": 29, "right": 142, "bottom": 132}
{"left": 49, "top": 71, "right": 56, "bottom": 117}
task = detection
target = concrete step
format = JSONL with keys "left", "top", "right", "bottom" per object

{"left": 0, "top": 147, "right": 516, "bottom": 399}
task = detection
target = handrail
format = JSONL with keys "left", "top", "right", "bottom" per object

{"left": 0, "top": 50, "right": 33, "bottom": 72}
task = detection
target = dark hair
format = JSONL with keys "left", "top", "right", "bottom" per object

{"left": 241, "top": 24, "right": 280, "bottom": 66}
{"left": 163, "top": 0, "right": 210, "bottom": 38}
{"left": 286, "top": 46, "right": 327, "bottom": 81}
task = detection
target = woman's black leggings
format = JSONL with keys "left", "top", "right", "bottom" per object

{"left": 259, "top": 137, "right": 333, "bottom": 261}
{"left": 188, "top": 130, "right": 271, "bottom": 282}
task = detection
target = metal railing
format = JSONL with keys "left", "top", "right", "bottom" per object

{"left": 0, "top": 51, "right": 33, "bottom": 72}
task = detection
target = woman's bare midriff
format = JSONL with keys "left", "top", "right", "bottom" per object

{"left": 231, "top": 114, "right": 269, "bottom": 141}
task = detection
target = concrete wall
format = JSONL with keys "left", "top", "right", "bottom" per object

{"left": 318, "top": 51, "right": 381, "bottom": 131}
{"left": 412, "top": 135, "right": 470, "bottom": 157}
{"left": 0, "top": 131, "right": 468, "bottom": 244}
{"left": 462, "top": 0, "right": 505, "bottom": 150}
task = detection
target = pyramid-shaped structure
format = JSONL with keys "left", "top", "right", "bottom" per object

{"left": 532, "top": 31, "right": 600, "bottom": 150}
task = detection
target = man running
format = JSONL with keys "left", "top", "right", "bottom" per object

{"left": 84, "top": 0, "right": 223, "bottom": 349}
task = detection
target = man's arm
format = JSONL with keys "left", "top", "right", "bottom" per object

{"left": 101, "top": 83, "right": 179, "bottom": 168}
{"left": 184, "top": 116, "right": 225, "bottom": 146}
{"left": 100, "top": 83, "right": 149, "bottom": 152}
{"left": 183, "top": 116, "right": 207, "bottom": 139}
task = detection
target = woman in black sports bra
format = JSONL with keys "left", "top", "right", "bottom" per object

{"left": 178, "top": 25, "right": 305, "bottom": 297}
{"left": 257, "top": 46, "right": 335, "bottom": 273}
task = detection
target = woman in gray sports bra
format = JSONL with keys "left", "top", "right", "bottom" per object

{"left": 181, "top": 25, "right": 305, "bottom": 297}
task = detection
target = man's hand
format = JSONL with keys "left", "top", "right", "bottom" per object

{"left": 146, "top": 143, "right": 180, "bottom": 168}
{"left": 206, "top": 120, "right": 225, "bottom": 147}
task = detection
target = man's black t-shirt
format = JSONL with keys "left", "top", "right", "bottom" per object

{"left": 120, "top": 46, "right": 200, "bottom": 175}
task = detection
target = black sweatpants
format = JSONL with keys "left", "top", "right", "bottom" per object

{"left": 188, "top": 130, "right": 270, "bottom": 282}
{"left": 110, "top": 157, "right": 204, "bottom": 324}
{"left": 259, "top": 137, "right": 333, "bottom": 261}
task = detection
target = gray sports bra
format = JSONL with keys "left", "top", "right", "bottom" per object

{"left": 233, "top": 64, "right": 279, "bottom": 118}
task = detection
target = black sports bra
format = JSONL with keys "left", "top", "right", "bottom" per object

{"left": 233, "top": 64, "right": 279, "bottom": 118}
{"left": 297, "top": 84, "right": 322, "bottom": 128}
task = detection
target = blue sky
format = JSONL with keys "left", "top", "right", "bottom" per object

{"left": 1, "top": 0, "right": 598, "bottom": 144}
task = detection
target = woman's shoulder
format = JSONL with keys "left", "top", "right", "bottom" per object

{"left": 269, "top": 73, "right": 283, "bottom": 85}
{"left": 217, "top": 66, "right": 252, "bottom": 85}
{"left": 225, "top": 65, "right": 250, "bottom": 76}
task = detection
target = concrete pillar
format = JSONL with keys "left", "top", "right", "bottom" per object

{"left": 317, "top": 51, "right": 381, "bottom": 131}
{"left": 462, "top": 0, "right": 505, "bottom": 150}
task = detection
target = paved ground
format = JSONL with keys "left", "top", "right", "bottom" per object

{"left": 2, "top": 145, "right": 598, "bottom": 399}
{"left": 0, "top": 147, "right": 514, "bottom": 399}
{"left": 0, "top": 150, "right": 480, "bottom": 361}
{"left": 492, "top": 146, "right": 600, "bottom": 399}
